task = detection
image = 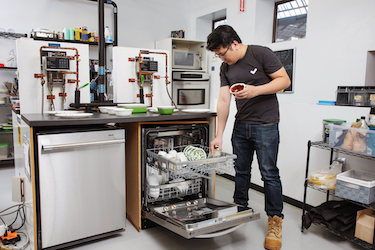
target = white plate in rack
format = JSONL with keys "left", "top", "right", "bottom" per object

{"left": 181, "top": 109, "right": 211, "bottom": 113}
{"left": 55, "top": 113, "right": 93, "bottom": 119}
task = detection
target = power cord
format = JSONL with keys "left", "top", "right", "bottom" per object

{"left": 0, "top": 204, "right": 25, "bottom": 217}
{"left": 11, "top": 232, "right": 29, "bottom": 250}
{"left": 165, "top": 82, "right": 177, "bottom": 109}
{"left": 3, "top": 205, "right": 25, "bottom": 232}
{"left": 0, "top": 202, "right": 27, "bottom": 250}
{"left": 0, "top": 203, "right": 25, "bottom": 234}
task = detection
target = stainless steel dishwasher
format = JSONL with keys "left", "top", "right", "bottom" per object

{"left": 36, "top": 128, "right": 126, "bottom": 249}
{"left": 141, "top": 123, "right": 260, "bottom": 238}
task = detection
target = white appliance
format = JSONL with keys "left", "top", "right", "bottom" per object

{"left": 111, "top": 46, "right": 172, "bottom": 107}
{"left": 16, "top": 38, "right": 90, "bottom": 114}
{"left": 36, "top": 128, "right": 125, "bottom": 249}
{"left": 172, "top": 71, "right": 210, "bottom": 109}
{"left": 172, "top": 49, "right": 201, "bottom": 70}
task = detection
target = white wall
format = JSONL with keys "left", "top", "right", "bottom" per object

{"left": 192, "top": 0, "right": 375, "bottom": 206}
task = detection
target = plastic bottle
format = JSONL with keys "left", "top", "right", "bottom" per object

{"left": 5, "top": 49, "right": 16, "bottom": 67}
{"left": 81, "top": 26, "right": 88, "bottom": 42}
{"left": 359, "top": 116, "right": 369, "bottom": 130}
{"left": 105, "top": 26, "right": 113, "bottom": 43}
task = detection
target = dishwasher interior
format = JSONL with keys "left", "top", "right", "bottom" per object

{"left": 141, "top": 123, "right": 260, "bottom": 238}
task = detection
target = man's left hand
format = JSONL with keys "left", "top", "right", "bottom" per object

{"left": 233, "top": 85, "right": 257, "bottom": 99}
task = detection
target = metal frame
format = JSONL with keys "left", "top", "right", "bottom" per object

{"left": 301, "top": 140, "right": 375, "bottom": 249}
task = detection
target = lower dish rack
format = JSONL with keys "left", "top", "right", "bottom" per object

{"left": 147, "top": 178, "right": 202, "bottom": 202}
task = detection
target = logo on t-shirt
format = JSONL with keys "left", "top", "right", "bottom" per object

{"left": 250, "top": 68, "right": 257, "bottom": 74}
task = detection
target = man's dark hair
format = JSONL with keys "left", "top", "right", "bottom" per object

{"left": 206, "top": 25, "right": 242, "bottom": 51}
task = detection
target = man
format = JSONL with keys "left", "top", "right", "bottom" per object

{"left": 207, "top": 25, "right": 290, "bottom": 250}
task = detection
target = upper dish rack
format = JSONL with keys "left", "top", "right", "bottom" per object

{"left": 146, "top": 144, "right": 236, "bottom": 179}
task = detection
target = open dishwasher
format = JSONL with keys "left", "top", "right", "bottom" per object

{"left": 141, "top": 122, "right": 259, "bottom": 238}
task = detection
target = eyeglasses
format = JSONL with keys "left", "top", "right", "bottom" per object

{"left": 215, "top": 45, "right": 231, "bottom": 58}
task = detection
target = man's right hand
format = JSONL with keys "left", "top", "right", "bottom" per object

{"left": 210, "top": 136, "right": 223, "bottom": 154}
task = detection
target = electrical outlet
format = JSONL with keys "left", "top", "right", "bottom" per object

{"left": 12, "top": 176, "right": 23, "bottom": 203}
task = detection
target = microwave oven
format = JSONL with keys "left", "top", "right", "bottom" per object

{"left": 172, "top": 49, "right": 201, "bottom": 70}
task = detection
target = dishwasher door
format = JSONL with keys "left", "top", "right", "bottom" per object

{"left": 37, "top": 129, "right": 126, "bottom": 249}
{"left": 145, "top": 198, "right": 260, "bottom": 239}
{"left": 142, "top": 123, "right": 260, "bottom": 239}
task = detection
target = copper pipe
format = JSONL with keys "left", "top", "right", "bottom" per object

{"left": 137, "top": 50, "right": 170, "bottom": 106}
{"left": 39, "top": 46, "right": 80, "bottom": 110}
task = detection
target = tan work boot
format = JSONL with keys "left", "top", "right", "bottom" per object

{"left": 264, "top": 215, "right": 282, "bottom": 250}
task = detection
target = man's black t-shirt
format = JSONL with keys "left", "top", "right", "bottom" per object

{"left": 220, "top": 45, "right": 283, "bottom": 124}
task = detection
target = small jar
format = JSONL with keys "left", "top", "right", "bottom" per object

{"left": 213, "top": 145, "right": 220, "bottom": 157}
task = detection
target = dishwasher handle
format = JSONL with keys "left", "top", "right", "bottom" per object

{"left": 42, "top": 138, "right": 125, "bottom": 152}
{"left": 193, "top": 224, "right": 243, "bottom": 238}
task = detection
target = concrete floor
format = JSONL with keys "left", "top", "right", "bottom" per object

{"left": 68, "top": 176, "right": 364, "bottom": 250}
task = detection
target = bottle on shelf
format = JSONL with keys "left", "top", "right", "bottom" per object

{"left": 359, "top": 116, "right": 369, "bottom": 130}
{"left": 5, "top": 49, "right": 17, "bottom": 67}
{"left": 369, "top": 107, "right": 375, "bottom": 129}
{"left": 105, "top": 26, "right": 113, "bottom": 43}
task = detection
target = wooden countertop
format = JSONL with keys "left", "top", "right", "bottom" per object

{"left": 21, "top": 111, "right": 216, "bottom": 127}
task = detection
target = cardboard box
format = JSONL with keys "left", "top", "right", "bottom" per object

{"left": 355, "top": 209, "right": 375, "bottom": 244}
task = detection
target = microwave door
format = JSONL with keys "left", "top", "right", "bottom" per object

{"left": 173, "top": 82, "right": 209, "bottom": 109}
{"left": 174, "top": 52, "right": 194, "bottom": 67}
{"left": 172, "top": 50, "right": 201, "bottom": 70}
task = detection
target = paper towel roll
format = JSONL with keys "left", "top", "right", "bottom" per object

{"left": 69, "top": 28, "right": 74, "bottom": 41}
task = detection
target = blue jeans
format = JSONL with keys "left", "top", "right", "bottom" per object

{"left": 231, "top": 122, "right": 284, "bottom": 218}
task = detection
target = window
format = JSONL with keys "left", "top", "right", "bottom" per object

{"left": 213, "top": 17, "right": 227, "bottom": 31}
{"left": 273, "top": 0, "right": 308, "bottom": 43}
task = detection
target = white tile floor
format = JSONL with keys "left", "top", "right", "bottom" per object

{"left": 69, "top": 176, "right": 364, "bottom": 250}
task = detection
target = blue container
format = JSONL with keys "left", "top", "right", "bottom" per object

{"left": 368, "top": 126, "right": 375, "bottom": 156}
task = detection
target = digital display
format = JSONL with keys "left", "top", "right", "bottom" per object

{"left": 46, "top": 57, "right": 70, "bottom": 70}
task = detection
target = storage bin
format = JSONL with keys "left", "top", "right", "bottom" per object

{"left": 351, "top": 88, "right": 367, "bottom": 106}
{"left": 0, "top": 142, "right": 9, "bottom": 159}
{"left": 329, "top": 124, "right": 375, "bottom": 156}
{"left": 322, "top": 119, "right": 346, "bottom": 143}
{"left": 367, "top": 89, "right": 375, "bottom": 107}
{"left": 336, "top": 169, "right": 375, "bottom": 204}
{"left": 336, "top": 86, "right": 375, "bottom": 107}
{"left": 336, "top": 86, "right": 351, "bottom": 106}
